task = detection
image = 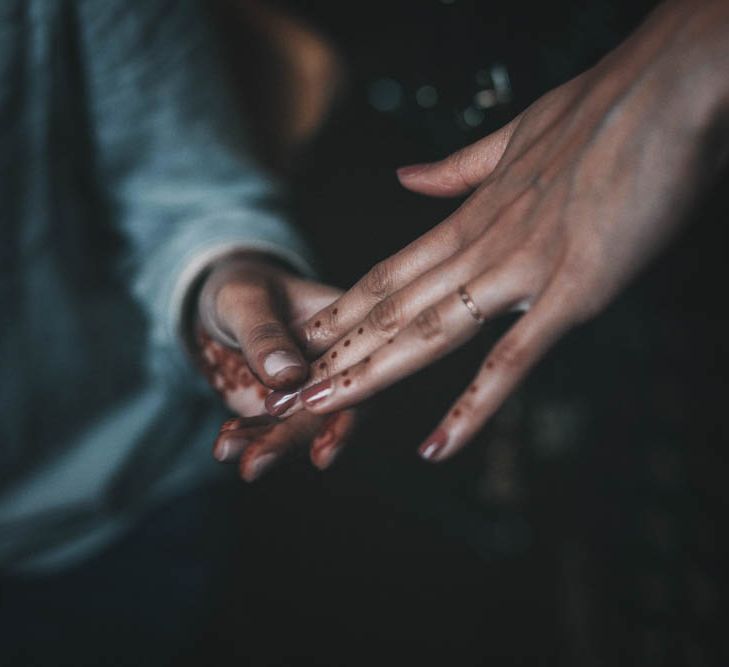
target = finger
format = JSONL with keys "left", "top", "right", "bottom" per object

{"left": 283, "top": 275, "right": 343, "bottom": 328}
{"left": 309, "top": 409, "right": 357, "bottom": 470}
{"left": 299, "top": 221, "right": 465, "bottom": 355}
{"left": 239, "top": 411, "right": 322, "bottom": 482}
{"left": 297, "top": 225, "right": 537, "bottom": 388}
{"left": 217, "top": 276, "right": 308, "bottom": 390}
{"left": 419, "top": 292, "right": 572, "bottom": 462}
{"left": 213, "top": 416, "right": 278, "bottom": 462}
{"left": 298, "top": 267, "right": 530, "bottom": 415}
{"left": 197, "top": 329, "right": 275, "bottom": 416}
{"left": 396, "top": 118, "right": 519, "bottom": 197}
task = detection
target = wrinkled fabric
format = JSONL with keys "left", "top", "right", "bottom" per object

{"left": 0, "top": 0, "right": 312, "bottom": 572}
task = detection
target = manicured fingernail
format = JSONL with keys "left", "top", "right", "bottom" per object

{"left": 301, "top": 379, "right": 333, "bottom": 406}
{"left": 396, "top": 163, "right": 429, "bottom": 178}
{"left": 418, "top": 428, "right": 448, "bottom": 461}
{"left": 244, "top": 452, "right": 278, "bottom": 482}
{"left": 265, "top": 391, "right": 298, "bottom": 417}
{"left": 263, "top": 350, "right": 303, "bottom": 379}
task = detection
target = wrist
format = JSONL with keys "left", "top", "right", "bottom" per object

{"left": 634, "top": 0, "right": 728, "bottom": 129}
{"left": 588, "top": 0, "right": 729, "bottom": 161}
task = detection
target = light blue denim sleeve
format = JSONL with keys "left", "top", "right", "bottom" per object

{"left": 76, "top": 0, "right": 315, "bottom": 379}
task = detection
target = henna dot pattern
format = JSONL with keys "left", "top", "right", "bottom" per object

{"left": 343, "top": 379, "right": 352, "bottom": 387}
{"left": 358, "top": 327, "right": 364, "bottom": 335}
{"left": 344, "top": 339, "right": 351, "bottom": 347}
{"left": 331, "top": 351, "right": 338, "bottom": 359}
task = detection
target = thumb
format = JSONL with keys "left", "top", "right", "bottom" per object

{"left": 200, "top": 259, "right": 308, "bottom": 390}
{"left": 396, "top": 118, "right": 518, "bottom": 197}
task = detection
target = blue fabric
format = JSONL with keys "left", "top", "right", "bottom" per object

{"left": 0, "top": 481, "right": 243, "bottom": 667}
{"left": 0, "top": 0, "right": 312, "bottom": 572}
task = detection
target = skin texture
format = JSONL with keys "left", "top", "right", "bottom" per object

{"left": 195, "top": 256, "right": 355, "bottom": 479}
{"left": 268, "top": 0, "right": 729, "bottom": 462}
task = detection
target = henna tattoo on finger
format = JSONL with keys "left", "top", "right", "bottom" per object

{"left": 196, "top": 325, "right": 274, "bottom": 412}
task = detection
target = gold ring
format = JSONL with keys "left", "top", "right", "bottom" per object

{"left": 458, "top": 285, "right": 484, "bottom": 324}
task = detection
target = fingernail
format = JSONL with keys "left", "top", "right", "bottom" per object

{"left": 263, "top": 350, "right": 303, "bottom": 379}
{"left": 315, "top": 445, "right": 341, "bottom": 470}
{"left": 301, "top": 379, "right": 333, "bottom": 406}
{"left": 396, "top": 163, "right": 429, "bottom": 178}
{"left": 418, "top": 428, "right": 448, "bottom": 461}
{"left": 215, "top": 435, "right": 249, "bottom": 462}
{"left": 244, "top": 452, "right": 278, "bottom": 482}
{"left": 265, "top": 391, "right": 298, "bottom": 417}
{"left": 214, "top": 441, "right": 231, "bottom": 462}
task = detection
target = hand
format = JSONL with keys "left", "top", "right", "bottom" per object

{"left": 268, "top": 0, "right": 728, "bottom": 461}
{"left": 195, "top": 255, "right": 355, "bottom": 479}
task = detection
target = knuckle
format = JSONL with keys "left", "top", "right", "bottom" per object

{"left": 350, "top": 358, "right": 371, "bottom": 384}
{"left": 442, "top": 214, "right": 469, "bottom": 250}
{"left": 489, "top": 336, "right": 528, "bottom": 371}
{"left": 248, "top": 321, "right": 288, "bottom": 349}
{"left": 552, "top": 252, "right": 607, "bottom": 325}
{"left": 314, "top": 356, "right": 335, "bottom": 379}
{"left": 413, "top": 306, "right": 444, "bottom": 342}
{"left": 362, "top": 261, "right": 394, "bottom": 300}
{"left": 367, "top": 297, "right": 402, "bottom": 335}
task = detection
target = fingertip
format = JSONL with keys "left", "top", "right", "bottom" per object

{"left": 239, "top": 446, "right": 278, "bottom": 482}
{"left": 261, "top": 350, "right": 307, "bottom": 389}
{"left": 311, "top": 443, "right": 342, "bottom": 470}
{"left": 264, "top": 390, "right": 299, "bottom": 417}
{"left": 418, "top": 427, "right": 449, "bottom": 463}
{"left": 396, "top": 163, "right": 430, "bottom": 180}
{"left": 214, "top": 432, "right": 250, "bottom": 462}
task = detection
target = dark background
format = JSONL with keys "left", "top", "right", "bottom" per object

{"left": 183, "top": 1, "right": 728, "bottom": 665}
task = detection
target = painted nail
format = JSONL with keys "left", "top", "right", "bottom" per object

{"left": 396, "top": 163, "right": 429, "bottom": 178}
{"left": 265, "top": 391, "right": 298, "bottom": 417}
{"left": 301, "top": 379, "right": 333, "bottom": 406}
{"left": 244, "top": 452, "right": 278, "bottom": 482}
{"left": 418, "top": 428, "right": 448, "bottom": 461}
{"left": 263, "top": 350, "right": 303, "bottom": 379}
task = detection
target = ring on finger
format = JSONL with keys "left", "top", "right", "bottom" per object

{"left": 458, "top": 285, "right": 484, "bottom": 324}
